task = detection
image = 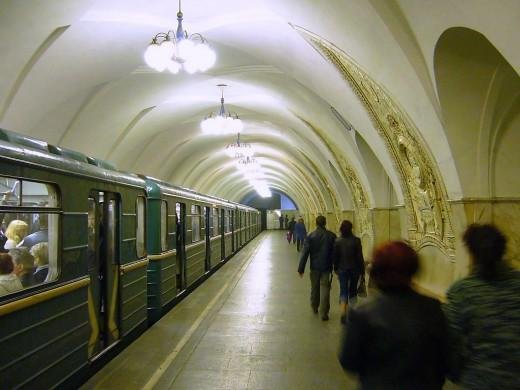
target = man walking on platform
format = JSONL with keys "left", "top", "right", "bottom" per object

{"left": 297, "top": 215, "right": 336, "bottom": 321}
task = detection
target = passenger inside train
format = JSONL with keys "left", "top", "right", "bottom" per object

{"left": 0, "top": 253, "right": 23, "bottom": 295}
{"left": 9, "top": 247, "right": 35, "bottom": 287}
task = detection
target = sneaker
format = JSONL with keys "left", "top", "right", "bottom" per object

{"left": 321, "top": 314, "right": 329, "bottom": 321}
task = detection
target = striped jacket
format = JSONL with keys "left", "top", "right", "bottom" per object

{"left": 444, "top": 265, "right": 520, "bottom": 389}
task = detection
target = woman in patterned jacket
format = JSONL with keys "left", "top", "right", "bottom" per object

{"left": 444, "top": 224, "right": 520, "bottom": 389}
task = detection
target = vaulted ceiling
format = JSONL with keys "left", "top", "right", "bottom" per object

{"left": 1, "top": 0, "right": 519, "bottom": 213}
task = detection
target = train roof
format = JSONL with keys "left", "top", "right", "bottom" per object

{"left": 143, "top": 175, "right": 237, "bottom": 208}
{"left": 0, "top": 128, "right": 258, "bottom": 212}
{"left": 0, "top": 129, "right": 145, "bottom": 188}
{"left": 142, "top": 176, "right": 258, "bottom": 212}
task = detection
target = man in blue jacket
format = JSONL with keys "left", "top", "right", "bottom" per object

{"left": 298, "top": 215, "right": 336, "bottom": 321}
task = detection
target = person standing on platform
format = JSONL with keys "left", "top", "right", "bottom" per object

{"left": 284, "top": 215, "right": 289, "bottom": 230}
{"left": 332, "top": 220, "right": 365, "bottom": 324}
{"left": 339, "top": 241, "right": 447, "bottom": 389}
{"left": 294, "top": 218, "right": 307, "bottom": 252}
{"left": 297, "top": 215, "right": 336, "bottom": 321}
{"left": 444, "top": 224, "right": 520, "bottom": 389}
{"left": 287, "top": 217, "right": 296, "bottom": 244}
{"left": 279, "top": 214, "right": 284, "bottom": 230}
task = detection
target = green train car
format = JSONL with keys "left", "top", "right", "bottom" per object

{"left": 143, "top": 178, "right": 259, "bottom": 323}
{"left": 0, "top": 128, "right": 260, "bottom": 388}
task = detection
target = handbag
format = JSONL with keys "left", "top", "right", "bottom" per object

{"left": 286, "top": 231, "right": 292, "bottom": 243}
{"left": 357, "top": 276, "right": 367, "bottom": 297}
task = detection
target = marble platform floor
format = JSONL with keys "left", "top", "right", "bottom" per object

{"left": 82, "top": 231, "right": 458, "bottom": 390}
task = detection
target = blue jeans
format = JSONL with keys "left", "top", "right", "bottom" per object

{"left": 337, "top": 270, "right": 360, "bottom": 304}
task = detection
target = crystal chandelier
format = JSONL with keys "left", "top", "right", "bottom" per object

{"left": 201, "top": 85, "right": 244, "bottom": 135}
{"left": 225, "top": 133, "right": 254, "bottom": 158}
{"left": 236, "top": 156, "right": 259, "bottom": 173}
{"left": 144, "top": 0, "right": 216, "bottom": 74}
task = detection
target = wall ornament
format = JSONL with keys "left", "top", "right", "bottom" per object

{"left": 294, "top": 25, "right": 455, "bottom": 258}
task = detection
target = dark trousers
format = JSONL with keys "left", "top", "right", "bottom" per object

{"left": 310, "top": 270, "right": 331, "bottom": 317}
{"left": 337, "top": 269, "right": 360, "bottom": 304}
{"left": 296, "top": 237, "right": 304, "bottom": 251}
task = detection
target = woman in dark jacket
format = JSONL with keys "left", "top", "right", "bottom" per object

{"left": 338, "top": 241, "right": 447, "bottom": 389}
{"left": 294, "top": 218, "right": 307, "bottom": 251}
{"left": 332, "top": 220, "right": 364, "bottom": 323}
{"left": 444, "top": 224, "right": 520, "bottom": 389}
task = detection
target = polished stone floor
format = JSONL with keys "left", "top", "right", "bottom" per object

{"left": 83, "top": 231, "right": 357, "bottom": 389}
{"left": 83, "top": 231, "right": 460, "bottom": 390}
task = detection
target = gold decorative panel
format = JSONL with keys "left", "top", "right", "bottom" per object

{"left": 297, "top": 115, "right": 373, "bottom": 241}
{"left": 294, "top": 25, "right": 455, "bottom": 258}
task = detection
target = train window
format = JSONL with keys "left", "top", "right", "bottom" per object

{"left": 161, "top": 200, "right": 167, "bottom": 251}
{"left": 136, "top": 196, "right": 146, "bottom": 258}
{"left": 224, "top": 210, "right": 229, "bottom": 233}
{"left": 201, "top": 207, "right": 206, "bottom": 232}
{"left": 0, "top": 177, "right": 59, "bottom": 297}
{"left": 0, "top": 178, "right": 58, "bottom": 208}
{"left": 212, "top": 208, "right": 219, "bottom": 236}
{"left": 191, "top": 205, "right": 201, "bottom": 242}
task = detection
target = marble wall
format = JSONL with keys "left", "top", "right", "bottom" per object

{"left": 301, "top": 200, "right": 520, "bottom": 299}
{"left": 371, "top": 207, "right": 402, "bottom": 248}
{"left": 451, "top": 199, "right": 520, "bottom": 270}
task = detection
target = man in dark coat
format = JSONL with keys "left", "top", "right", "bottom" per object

{"left": 297, "top": 215, "right": 336, "bottom": 321}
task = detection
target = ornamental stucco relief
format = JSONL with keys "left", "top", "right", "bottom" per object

{"left": 295, "top": 26, "right": 455, "bottom": 257}
{"left": 297, "top": 115, "right": 374, "bottom": 241}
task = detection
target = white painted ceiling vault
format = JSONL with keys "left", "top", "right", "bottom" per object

{"left": 1, "top": 0, "right": 519, "bottom": 219}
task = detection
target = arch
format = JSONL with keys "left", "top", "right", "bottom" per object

{"left": 434, "top": 27, "right": 520, "bottom": 199}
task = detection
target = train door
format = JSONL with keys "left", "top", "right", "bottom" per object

{"left": 87, "top": 191, "right": 120, "bottom": 359}
{"left": 204, "top": 206, "right": 210, "bottom": 271}
{"left": 176, "top": 202, "right": 186, "bottom": 292}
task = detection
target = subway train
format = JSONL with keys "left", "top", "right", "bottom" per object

{"left": 0, "top": 128, "right": 260, "bottom": 389}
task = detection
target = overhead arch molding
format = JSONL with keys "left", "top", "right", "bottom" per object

{"left": 295, "top": 25, "right": 456, "bottom": 258}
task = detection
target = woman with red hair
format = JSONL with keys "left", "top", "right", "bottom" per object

{"left": 338, "top": 241, "right": 447, "bottom": 389}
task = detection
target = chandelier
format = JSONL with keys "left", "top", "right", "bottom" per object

{"left": 225, "top": 133, "right": 253, "bottom": 158}
{"left": 236, "top": 156, "right": 263, "bottom": 177}
{"left": 201, "top": 85, "right": 244, "bottom": 135}
{"left": 144, "top": 0, "right": 216, "bottom": 74}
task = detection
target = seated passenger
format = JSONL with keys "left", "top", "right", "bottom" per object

{"left": 30, "top": 242, "right": 49, "bottom": 284}
{"left": 0, "top": 253, "right": 23, "bottom": 295}
{"left": 338, "top": 241, "right": 447, "bottom": 389}
{"left": 9, "top": 247, "right": 35, "bottom": 287}
{"left": 4, "top": 220, "right": 29, "bottom": 249}
{"left": 20, "top": 214, "right": 48, "bottom": 248}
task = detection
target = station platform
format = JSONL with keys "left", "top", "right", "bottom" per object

{"left": 82, "top": 231, "right": 356, "bottom": 389}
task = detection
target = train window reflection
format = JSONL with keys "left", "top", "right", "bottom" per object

{"left": 161, "top": 201, "right": 167, "bottom": 251}
{"left": 191, "top": 205, "right": 201, "bottom": 242}
{"left": 224, "top": 210, "right": 230, "bottom": 233}
{"left": 0, "top": 177, "right": 58, "bottom": 208}
{"left": 212, "top": 208, "right": 219, "bottom": 236}
{"left": 136, "top": 197, "right": 146, "bottom": 258}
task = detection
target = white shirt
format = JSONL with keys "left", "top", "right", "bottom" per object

{"left": 0, "top": 273, "right": 23, "bottom": 295}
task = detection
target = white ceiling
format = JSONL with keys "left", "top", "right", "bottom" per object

{"left": 0, "top": 0, "right": 518, "bottom": 211}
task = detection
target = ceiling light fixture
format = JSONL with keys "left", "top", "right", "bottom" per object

{"left": 225, "top": 133, "right": 253, "bottom": 158}
{"left": 202, "top": 84, "right": 244, "bottom": 135}
{"left": 144, "top": 0, "right": 216, "bottom": 74}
